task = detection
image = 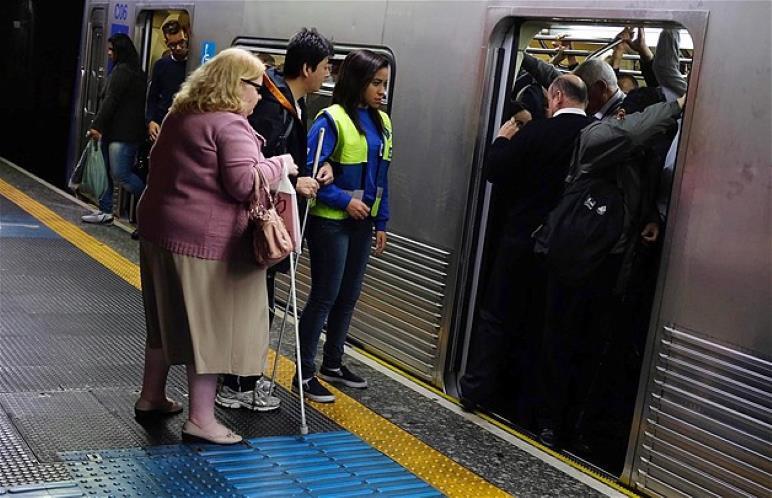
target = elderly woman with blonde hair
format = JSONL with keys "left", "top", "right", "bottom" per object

{"left": 134, "top": 48, "right": 297, "bottom": 444}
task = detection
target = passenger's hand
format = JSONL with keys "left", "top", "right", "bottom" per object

{"left": 496, "top": 118, "right": 521, "bottom": 140}
{"left": 615, "top": 26, "right": 633, "bottom": 44}
{"left": 87, "top": 128, "right": 102, "bottom": 141}
{"left": 346, "top": 198, "right": 370, "bottom": 220}
{"left": 628, "top": 27, "right": 653, "bottom": 61}
{"left": 148, "top": 121, "right": 161, "bottom": 141}
{"left": 676, "top": 95, "right": 686, "bottom": 110}
{"left": 641, "top": 222, "right": 660, "bottom": 244}
{"left": 374, "top": 230, "right": 387, "bottom": 256}
{"left": 295, "top": 176, "right": 319, "bottom": 199}
{"left": 316, "top": 163, "right": 334, "bottom": 186}
{"left": 284, "top": 158, "right": 299, "bottom": 177}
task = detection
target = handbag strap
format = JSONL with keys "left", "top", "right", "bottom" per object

{"left": 252, "top": 165, "right": 277, "bottom": 214}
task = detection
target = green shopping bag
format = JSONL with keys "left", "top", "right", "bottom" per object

{"left": 80, "top": 140, "right": 109, "bottom": 201}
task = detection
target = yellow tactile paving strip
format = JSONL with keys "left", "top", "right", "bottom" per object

{"left": 0, "top": 177, "right": 510, "bottom": 497}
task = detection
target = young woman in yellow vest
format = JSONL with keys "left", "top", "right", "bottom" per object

{"left": 293, "top": 50, "right": 392, "bottom": 403}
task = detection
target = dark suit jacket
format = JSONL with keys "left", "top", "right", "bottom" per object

{"left": 486, "top": 112, "right": 594, "bottom": 236}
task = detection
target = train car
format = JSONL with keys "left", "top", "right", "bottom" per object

{"left": 70, "top": 1, "right": 771, "bottom": 495}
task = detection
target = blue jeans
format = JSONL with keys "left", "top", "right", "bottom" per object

{"left": 298, "top": 216, "right": 373, "bottom": 378}
{"left": 98, "top": 141, "right": 145, "bottom": 213}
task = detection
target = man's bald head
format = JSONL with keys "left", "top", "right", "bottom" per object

{"left": 547, "top": 74, "right": 588, "bottom": 116}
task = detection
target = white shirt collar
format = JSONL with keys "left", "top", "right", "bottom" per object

{"left": 594, "top": 88, "right": 625, "bottom": 119}
{"left": 553, "top": 107, "right": 587, "bottom": 117}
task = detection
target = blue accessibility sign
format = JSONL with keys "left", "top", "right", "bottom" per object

{"left": 200, "top": 41, "right": 216, "bottom": 65}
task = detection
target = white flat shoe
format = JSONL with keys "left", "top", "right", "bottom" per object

{"left": 181, "top": 420, "right": 242, "bottom": 445}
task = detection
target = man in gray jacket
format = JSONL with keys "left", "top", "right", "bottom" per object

{"left": 537, "top": 94, "right": 685, "bottom": 450}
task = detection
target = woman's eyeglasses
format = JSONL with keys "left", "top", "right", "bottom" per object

{"left": 241, "top": 79, "right": 262, "bottom": 90}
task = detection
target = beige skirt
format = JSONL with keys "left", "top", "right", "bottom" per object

{"left": 139, "top": 240, "right": 269, "bottom": 376}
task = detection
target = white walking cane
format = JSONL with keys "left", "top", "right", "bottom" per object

{"left": 268, "top": 127, "right": 325, "bottom": 435}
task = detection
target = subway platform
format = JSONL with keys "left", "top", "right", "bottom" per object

{"left": 0, "top": 159, "right": 632, "bottom": 497}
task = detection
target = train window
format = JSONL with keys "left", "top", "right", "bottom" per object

{"left": 232, "top": 37, "right": 394, "bottom": 130}
{"left": 523, "top": 25, "right": 692, "bottom": 89}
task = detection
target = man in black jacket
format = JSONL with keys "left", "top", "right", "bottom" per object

{"left": 459, "top": 75, "right": 594, "bottom": 416}
{"left": 216, "top": 28, "right": 334, "bottom": 412}
{"left": 146, "top": 20, "right": 189, "bottom": 142}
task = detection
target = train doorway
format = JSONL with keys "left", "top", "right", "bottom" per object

{"left": 454, "top": 17, "right": 693, "bottom": 478}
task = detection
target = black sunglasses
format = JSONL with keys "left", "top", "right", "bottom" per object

{"left": 241, "top": 79, "right": 262, "bottom": 90}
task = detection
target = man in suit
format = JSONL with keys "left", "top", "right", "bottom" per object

{"left": 459, "top": 75, "right": 594, "bottom": 416}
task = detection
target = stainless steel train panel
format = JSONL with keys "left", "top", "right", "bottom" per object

{"left": 633, "top": 325, "right": 772, "bottom": 496}
{"left": 275, "top": 232, "right": 451, "bottom": 381}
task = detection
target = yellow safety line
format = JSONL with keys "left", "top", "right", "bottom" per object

{"left": 349, "top": 346, "right": 642, "bottom": 497}
{"left": 0, "top": 178, "right": 510, "bottom": 498}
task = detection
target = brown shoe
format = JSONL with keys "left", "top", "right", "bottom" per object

{"left": 181, "top": 420, "right": 242, "bottom": 445}
{"left": 134, "top": 399, "right": 183, "bottom": 421}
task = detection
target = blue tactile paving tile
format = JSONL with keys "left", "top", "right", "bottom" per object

{"left": 1, "top": 431, "right": 442, "bottom": 497}
{"left": 2, "top": 431, "right": 442, "bottom": 497}
{"left": 0, "top": 198, "right": 58, "bottom": 239}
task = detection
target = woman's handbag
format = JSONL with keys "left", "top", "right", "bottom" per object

{"left": 249, "top": 167, "right": 293, "bottom": 268}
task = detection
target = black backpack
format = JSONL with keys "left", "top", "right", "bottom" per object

{"left": 533, "top": 175, "right": 625, "bottom": 285}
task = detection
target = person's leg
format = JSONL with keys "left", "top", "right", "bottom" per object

{"left": 321, "top": 220, "right": 373, "bottom": 372}
{"left": 459, "top": 233, "right": 531, "bottom": 407}
{"left": 108, "top": 141, "right": 145, "bottom": 196}
{"left": 187, "top": 367, "right": 228, "bottom": 431}
{"left": 138, "top": 346, "right": 171, "bottom": 404}
{"left": 297, "top": 217, "right": 348, "bottom": 379}
{"left": 98, "top": 139, "right": 114, "bottom": 214}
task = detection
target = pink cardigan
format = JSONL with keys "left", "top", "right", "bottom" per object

{"left": 137, "top": 111, "right": 289, "bottom": 261}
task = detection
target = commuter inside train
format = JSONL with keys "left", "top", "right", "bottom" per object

{"left": 572, "top": 30, "right": 688, "bottom": 467}
{"left": 134, "top": 48, "right": 298, "bottom": 444}
{"left": 294, "top": 49, "right": 393, "bottom": 403}
{"left": 146, "top": 20, "right": 189, "bottom": 143}
{"left": 536, "top": 87, "right": 686, "bottom": 452}
{"left": 81, "top": 33, "right": 147, "bottom": 225}
{"left": 217, "top": 27, "right": 334, "bottom": 412}
{"left": 522, "top": 51, "right": 625, "bottom": 119}
{"left": 459, "top": 75, "right": 593, "bottom": 416}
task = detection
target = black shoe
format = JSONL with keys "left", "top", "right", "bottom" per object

{"left": 318, "top": 365, "right": 368, "bottom": 388}
{"left": 538, "top": 428, "right": 559, "bottom": 449}
{"left": 130, "top": 229, "right": 139, "bottom": 240}
{"left": 292, "top": 375, "right": 335, "bottom": 403}
{"left": 459, "top": 396, "right": 478, "bottom": 412}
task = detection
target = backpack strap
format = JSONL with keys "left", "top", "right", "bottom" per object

{"left": 263, "top": 73, "right": 298, "bottom": 120}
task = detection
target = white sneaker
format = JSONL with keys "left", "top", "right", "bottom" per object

{"left": 215, "top": 385, "right": 280, "bottom": 412}
{"left": 81, "top": 211, "right": 114, "bottom": 224}
{"left": 253, "top": 379, "right": 281, "bottom": 412}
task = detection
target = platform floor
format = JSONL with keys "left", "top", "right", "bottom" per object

{"left": 0, "top": 160, "right": 627, "bottom": 497}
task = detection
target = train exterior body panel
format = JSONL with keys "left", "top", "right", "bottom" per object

{"left": 73, "top": 1, "right": 771, "bottom": 494}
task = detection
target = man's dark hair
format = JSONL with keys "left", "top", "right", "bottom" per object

{"left": 620, "top": 86, "right": 665, "bottom": 114}
{"left": 162, "top": 20, "right": 186, "bottom": 37}
{"left": 551, "top": 75, "right": 587, "bottom": 105}
{"left": 284, "top": 28, "right": 334, "bottom": 78}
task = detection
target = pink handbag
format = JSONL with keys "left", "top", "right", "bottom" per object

{"left": 249, "top": 167, "right": 293, "bottom": 268}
